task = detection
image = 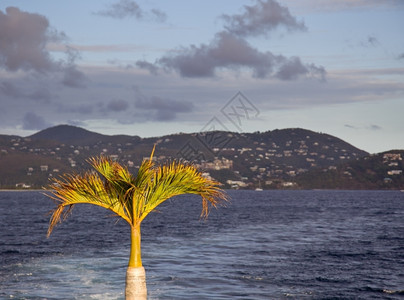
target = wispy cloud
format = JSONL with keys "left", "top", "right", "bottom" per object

{"left": 345, "top": 124, "right": 383, "bottom": 131}
{"left": 133, "top": 88, "right": 194, "bottom": 121}
{"left": 284, "top": 0, "right": 404, "bottom": 12}
{"left": 22, "top": 112, "right": 52, "bottom": 130}
{"left": 95, "top": 0, "right": 167, "bottom": 22}
{"left": 360, "top": 35, "right": 380, "bottom": 48}
{"left": 367, "top": 124, "right": 382, "bottom": 130}
{"left": 106, "top": 99, "right": 129, "bottom": 112}
{"left": 0, "top": 81, "right": 52, "bottom": 102}
{"left": 47, "top": 43, "right": 149, "bottom": 53}
{"left": 221, "top": 0, "right": 306, "bottom": 37}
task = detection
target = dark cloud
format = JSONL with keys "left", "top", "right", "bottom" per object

{"left": 55, "top": 102, "right": 95, "bottom": 116}
{"left": 29, "top": 88, "right": 52, "bottom": 102}
{"left": 397, "top": 53, "right": 404, "bottom": 60}
{"left": 276, "top": 59, "right": 326, "bottom": 81}
{"left": 0, "top": 7, "right": 87, "bottom": 88}
{"left": 0, "top": 81, "right": 52, "bottom": 102}
{"left": 0, "top": 81, "right": 24, "bottom": 98}
{"left": 275, "top": 57, "right": 313, "bottom": 80}
{"left": 221, "top": 0, "right": 306, "bottom": 37}
{"left": 96, "top": 0, "right": 166, "bottom": 22}
{"left": 344, "top": 124, "right": 358, "bottom": 129}
{"left": 22, "top": 112, "right": 52, "bottom": 130}
{"left": 107, "top": 99, "right": 129, "bottom": 112}
{"left": 60, "top": 46, "right": 87, "bottom": 88}
{"left": 157, "top": 32, "right": 273, "bottom": 78}
{"left": 133, "top": 88, "right": 193, "bottom": 121}
{"left": 153, "top": 31, "right": 325, "bottom": 80}
{"left": 136, "top": 0, "right": 325, "bottom": 81}
{"left": 66, "top": 104, "right": 94, "bottom": 115}
{"left": 0, "top": 7, "right": 60, "bottom": 73}
{"left": 62, "top": 65, "right": 87, "bottom": 88}
{"left": 135, "top": 60, "right": 159, "bottom": 75}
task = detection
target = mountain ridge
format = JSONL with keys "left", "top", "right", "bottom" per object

{"left": 1, "top": 124, "right": 402, "bottom": 190}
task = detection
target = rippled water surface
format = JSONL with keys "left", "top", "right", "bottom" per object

{"left": 1, "top": 190, "right": 403, "bottom": 299}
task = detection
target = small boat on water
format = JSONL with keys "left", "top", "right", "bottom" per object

{"left": 255, "top": 181, "right": 263, "bottom": 191}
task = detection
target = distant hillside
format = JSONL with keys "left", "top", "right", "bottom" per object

{"left": 1, "top": 125, "right": 401, "bottom": 190}
{"left": 295, "top": 150, "right": 404, "bottom": 190}
{"left": 29, "top": 124, "right": 108, "bottom": 144}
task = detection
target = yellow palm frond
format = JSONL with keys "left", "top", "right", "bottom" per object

{"left": 46, "top": 170, "right": 132, "bottom": 237}
{"left": 46, "top": 147, "right": 227, "bottom": 236}
{"left": 88, "top": 156, "right": 136, "bottom": 220}
{"left": 138, "top": 159, "right": 227, "bottom": 222}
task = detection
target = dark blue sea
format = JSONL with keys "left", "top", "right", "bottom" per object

{"left": 0, "top": 190, "right": 403, "bottom": 299}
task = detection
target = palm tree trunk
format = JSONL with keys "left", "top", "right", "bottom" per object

{"left": 126, "top": 224, "right": 147, "bottom": 299}
{"left": 128, "top": 224, "right": 142, "bottom": 267}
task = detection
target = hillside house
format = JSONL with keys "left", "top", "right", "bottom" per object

{"left": 387, "top": 170, "right": 402, "bottom": 175}
{"left": 383, "top": 153, "right": 402, "bottom": 162}
{"left": 200, "top": 157, "right": 233, "bottom": 170}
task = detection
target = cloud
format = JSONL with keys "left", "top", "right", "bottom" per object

{"left": 0, "top": 7, "right": 61, "bottom": 73}
{"left": 135, "top": 60, "right": 159, "bottom": 75}
{"left": 22, "top": 112, "right": 52, "bottom": 130}
{"left": 0, "top": 81, "right": 52, "bottom": 102}
{"left": 0, "top": 7, "right": 87, "bottom": 88}
{"left": 275, "top": 58, "right": 326, "bottom": 81}
{"left": 360, "top": 35, "right": 380, "bottom": 48}
{"left": 96, "top": 0, "right": 167, "bottom": 22}
{"left": 106, "top": 99, "right": 129, "bottom": 112}
{"left": 221, "top": 0, "right": 306, "bottom": 37}
{"left": 284, "top": 0, "right": 404, "bottom": 12}
{"left": 62, "top": 65, "right": 87, "bottom": 88}
{"left": 149, "top": 31, "right": 325, "bottom": 80}
{"left": 133, "top": 88, "right": 194, "bottom": 121}
{"left": 60, "top": 46, "right": 87, "bottom": 88}
{"left": 136, "top": 0, "right": 325, "bottom": 81}
{"left": 397, "top": 53, "right": 404, "bottom": 60}
{"left": 60, "top": 103, "right": 95, "bottom": 115}
{"left": 368, "top": 124, "right": 382, "bottom": 130}
{"left": 97, "top": 0, "right": 142, "bottom": 19}
{"left": 1, "top": 81, "right": 26, "bottom": 99}
{"left": 367, "top": 36, "right": 379, "bottom": 46}
{"left": 48, "top": 43, "right": 147, "bottom": 53}
{"left": 344, "top": 124, "right": 382, "bottom": 131}
{"left": 150, "top": 8, "right": 167, "bottom": 23}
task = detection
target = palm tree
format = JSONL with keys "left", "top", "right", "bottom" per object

{"left": 46, "top": 147, "right": 227, "bottom": 299}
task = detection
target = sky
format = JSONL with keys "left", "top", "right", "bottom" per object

{"left": 0, "top": 0, "right": 403, "bottom": 154}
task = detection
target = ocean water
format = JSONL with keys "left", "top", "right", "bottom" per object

{"left": 0, "top": 190, "right": 403, "bottom": 299}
